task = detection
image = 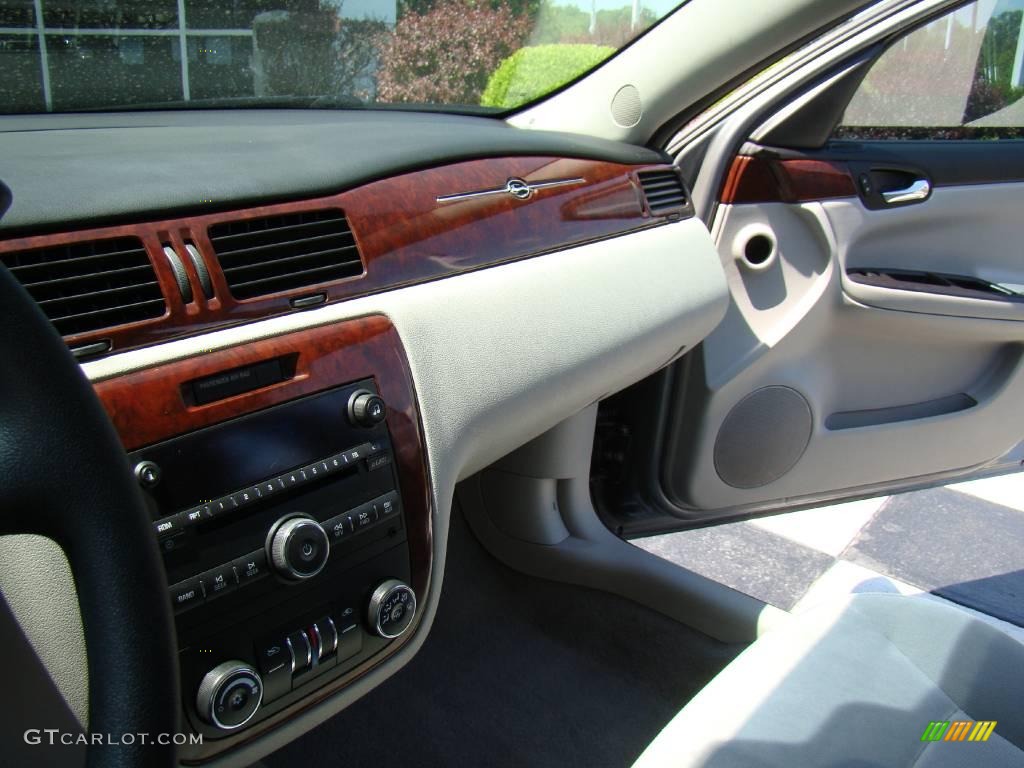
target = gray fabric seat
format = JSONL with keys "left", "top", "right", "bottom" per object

{"left": 633, "top": 593, "right": 1024, "bottom": 767}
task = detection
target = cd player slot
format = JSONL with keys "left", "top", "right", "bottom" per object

{"left": 183, "top": 354, "right": 298, "bottom": 406}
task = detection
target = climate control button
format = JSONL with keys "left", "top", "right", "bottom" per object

{"left": 367, "top": 579, "right": 417, "bottom": 639}
{"left": 196, "top": 661, "right": 263, "bottom": 731}
{"left": 268, "top": 516, "right": 330, "bottom": 581}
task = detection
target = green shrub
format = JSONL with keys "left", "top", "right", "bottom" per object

{"left": 481, "top": 44, "right": 614, "bottom": 109}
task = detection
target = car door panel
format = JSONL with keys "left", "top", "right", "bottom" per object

{"left": 830, "top": 183, "right": 1024, "bottom": 321}
{"left": 662, "top": 145, "right": 1024, "bottom": 517}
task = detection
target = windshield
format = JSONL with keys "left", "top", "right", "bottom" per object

{"left": 0, "top": 0, "right": 679, "bottom": 114}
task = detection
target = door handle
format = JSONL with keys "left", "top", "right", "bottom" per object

{"left": 881, "top": 178, "right": 930, "bottom": 205}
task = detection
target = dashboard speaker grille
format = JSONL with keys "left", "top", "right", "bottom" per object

{"left": 1, "top": 237, "right": 166, "bottom": 337}
{"left": 637, "top": 169, "right": 687, "bottom": 216}
{"left": 208, "top": 209, "right": 362, "bottom": 300}
{"left": 610, "top": 84, "right": 642, "bottom": 128}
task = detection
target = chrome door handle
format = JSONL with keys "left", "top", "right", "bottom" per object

{"left": 881, "top": 179, "right": 930, "bottom": 204}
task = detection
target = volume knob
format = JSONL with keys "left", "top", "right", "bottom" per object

{"left": 268, "top": 515, "right": 330, "bottom": 580}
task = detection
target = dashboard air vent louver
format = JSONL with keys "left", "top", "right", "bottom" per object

{"left": 638, "top": 170, "right": 688, "bottom": 215}
{"left": 208, "top": 210, "right": 362, "bottom": 300}
{"left": 0, "top": 237, "right": 166, "bottom": 337}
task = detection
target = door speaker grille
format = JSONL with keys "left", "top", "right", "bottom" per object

{"left": 714, "top": 386, "right": 812, "bottom": 489}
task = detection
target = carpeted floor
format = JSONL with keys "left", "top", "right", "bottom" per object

{"left": 264, "top": 507, "right": 741, "bottom": 768}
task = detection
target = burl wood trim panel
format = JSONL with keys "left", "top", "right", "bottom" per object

{"left": 94, "top": 314, "right": 432, "bottom": 762}
{"left": 720, "top": 155, "right": 857, "bottom": 204}
{"left": 0, "top": 156, "right": 671, "bottom": 356}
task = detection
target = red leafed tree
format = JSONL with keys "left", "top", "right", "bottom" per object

{"left": 376, "top": 1, "right": 531, "bottom": 105}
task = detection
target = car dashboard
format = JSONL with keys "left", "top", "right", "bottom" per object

{"left": 0, "top": 109, "right": 728, "bottom": 766}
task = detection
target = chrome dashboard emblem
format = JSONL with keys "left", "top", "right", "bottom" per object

{"left": 436, "top": 176, "right": 585, "bottom": 204}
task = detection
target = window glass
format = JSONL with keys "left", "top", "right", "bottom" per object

{"left": 0, "top": 35, "right": 44, "bottom": 111}
{"left": 0, "top": 0, "right": 682, "bottom": 114}
{"left": 837, "top": 0, "right": 1024, "bottom": 139}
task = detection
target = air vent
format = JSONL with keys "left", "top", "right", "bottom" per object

{"left": 638, "top": 170, "right": 688, "bottom": 215}
{"left": 1, "top": 237, "right": 165, "bottom": 337}
{"left": 208, "top": 210, "right": 362, "bottom": 300}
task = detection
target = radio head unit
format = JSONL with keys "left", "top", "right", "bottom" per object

{"left": 129, "top": 379, "right": 416, "bottom": 739}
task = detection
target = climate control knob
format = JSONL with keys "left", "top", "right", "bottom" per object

{"left": 196, "top": 661, "right": 263, "bottom": 731}
{"left": 367, "top": 579, "right": 417, "bottom": 639}
{"left": 347, "top": 389, "right": 386, "bottom": 428}
{"left": 268, "top": 515, "right": 330, "bottom": 580}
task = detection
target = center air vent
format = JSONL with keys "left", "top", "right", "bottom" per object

{"left": 638, "top": 170, "right": 688, "bottom": 215}
{"left": 208, "top": 210, "right": 362, "bottom": 300}
{"left": 0, "top": 237, "right": 166, "bottom": 337}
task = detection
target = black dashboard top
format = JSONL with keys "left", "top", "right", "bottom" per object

{"left": 0, "top": 110, "right": 666, "bottom": 234}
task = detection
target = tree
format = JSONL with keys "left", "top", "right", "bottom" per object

{"left": 252, "top": 5, "right": 388, "bottom": 101}
{"left": 376, "top": 0, "right": 531, "bottom": 104}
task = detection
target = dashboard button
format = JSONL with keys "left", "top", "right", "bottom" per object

{"left": 153, "top": 513, "right": 184, "bottom": 539}
{"left": 233, "top": 551, "right": 268, "bottom": 584}
{"left": 351, "top": 503, "right": 376, "bottom": 531}
{"left": 259, "top": 480, "right": 279, "bottom": 496}
{"left": 367, "top": 453, "right": 392, "bottom": 472}
{"left": 169, "top": 577, "right": 204, "bottom": 612}
{"left": 343, "top": 443, "right": 372, "bottom": 464}
{"left": 287, "top": 630, "right": 312, "bottom": 673}
{"left": 324, "top": 513, "right": 352, "bottom": 543}
{"left": 335, "top": 607, "right": 361, "bottom": 661}
{"left": 255, "top": 638, "right": 291, "bottom": 703}
{"left": 232, "top": 488, "right": 257, "bottom": 507}
{"left": 377, "top": 491, "right": 401, "bottom": 518}
{"left": 315, "top": 616, "right": 338, "bottom": 660}
{"left": 336, "top": 605, "right": 357, "bottom": 633}
{"left": 209, "top": 496, "right": 235, "bottom": 517}
{"left": 183, "top": 507, "right": 206, "bottom": 526}
{"left": 202, "top": 564, "right": 238, "bottom": 599}
{"left": 281, "top": 468, "right": 307, "bottom": 488}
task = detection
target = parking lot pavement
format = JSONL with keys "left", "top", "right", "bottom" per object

{"left": 635, "top": 472, "right": 1024, "bottom": 644}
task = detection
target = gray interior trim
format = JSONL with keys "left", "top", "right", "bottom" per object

{"left": 461, "top": 407, "right": 786, "bottom": 645}
{"left": 76, "top": 220, "right": 728, "bottom": 766}
{"left": 509, "top": 0, "right": 875, "bottom": 145}
{"left": 663, "top": 193, "right": 1024, "bottom": 520}
{"left": 0, "top": 110, "right": 665, "bottom": 233}
{"left": 825, "top": 392, "right": 977, "bottom": 431}
{"left": 0, "top": 535, "right": 89, "bottom": 729}
{"left": 828, "top": 186, "right": 1024, "bottom": 322}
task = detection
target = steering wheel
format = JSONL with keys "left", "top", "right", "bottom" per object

{"left": 0, "top": 265, "right": 178, "bottom": 767}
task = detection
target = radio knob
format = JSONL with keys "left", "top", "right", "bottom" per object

{"left": 268, "top": 516, "right": 330, "bottom": 580}
{"left": 348, "top": 390, "right": 387, "bottom": 428}
{"left": 196, "top": 661, "right": 263, "bottom": 731}
{"left": 367, "top": 579, "right": 417, "bottom": 639}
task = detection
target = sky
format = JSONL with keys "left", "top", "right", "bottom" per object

{"left": 553, "top": 0, "right": 1024, "bottom": 29}
{"left": 552, "top": 0, "right": 681, "bottom": 20}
